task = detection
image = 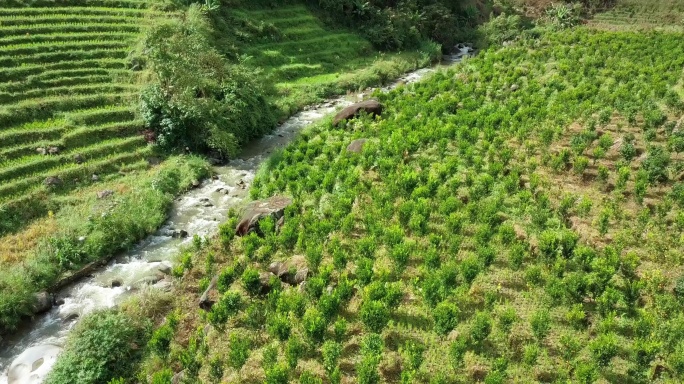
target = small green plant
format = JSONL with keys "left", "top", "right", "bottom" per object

{"left": 589, "top": 332, "right": 618, "bottom": 367}
{"left": 433, "top": 301, "right": 460, "bottom": 335}
{"left": 530, "top": 308, "right": 551, "bottom": 341}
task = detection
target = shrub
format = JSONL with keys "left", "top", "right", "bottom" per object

{"left": 45, "top": 310, "right": 150, "bottom": 384}
{"left": 566, "top": 304, "right": 587, "bottom": 330}
{"left": 208, "top": 291, "right": 242, "bottom": 327}
{"left": 241, "top": 267, "right": 262, "bottom": 296}
{"left": 228, "top": 332, "right": 251, "bottom": 369}
{"left": 303, "top": 307, "right": 327, "bottom": 342}
{"left": 589, "top": 333, "right": 618, "bottom": 367}
{"left": 322, "top": 341, "right": 342, "bottom": 374}
{"left": 530, "top": 309, "right": 551, "bottom": 341}
{"left": 265, "top": 363, "right": 290, "bottom": 384}
{"left": 360, "top": 300, "right": 390, "bottom": 333}
{"left": 470, "top": 311, "right": 492, "bottom": 345}
{"left": 267, "top": 313, "right": 292, "bottom": 341}
{"left": 299, "top": 371, "right": 323, "bottom": 384}
{"left": 574, "top": 359, "right": 599, "bottom": 384}
{"left": 433, "top": 301, "right": 460, "bottom": 335}
{"left": 641, "top": 146, "right": 670, "bottom": 183}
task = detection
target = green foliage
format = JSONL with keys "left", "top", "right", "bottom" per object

{"left": 140, "top": 6, "right": 276, "bottom": 157}
{"left": 46, "top": 310, "right": 150, "bottom": 384}
{"left": 433, "top": 301, "right": 460, "bottom": 335}
{"left": 360, "top": 300, "right": 390, "bottom": 333}
{"left": 589, "top": 333, "right": 619, "bottom": 367}
{"left": 227, "top": 332, "right": 251, "bottom": 369}
{"left": 530, "top": 309, "right": 551, "bottom": 341}
{"left": 303, "top": 307, "right": 327, "bottom": 342}
{"left": 241, "top": 267, "right": 262, "bottom": 296}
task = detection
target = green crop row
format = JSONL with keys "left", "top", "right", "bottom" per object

{"left": 0, "top": 59, "right": 128, "bottom": 83}
{"left": 0, "top": 84, "right": 137, "bottom": 105}
{"left": 0, "top": 22, "right": 141, "bottom": 36}
{"left": 0, "top": 48, "right": 129, "bottom": 67}
{"left": 0, "top": 32, "right": 137, "bottom": 46}
{"left": 0, "top": 14, "right": 147, "bottom": 25}
{"left": 0, "top": 73, "right": 128, "bottom": 94}
{"left": 0, "top": 147, "right": 151, "bottom": 203}
{"left": 1, "top": 0, "right": 149, "bottom": 9}
{"left": 62, "top": 120, "right": 144, "bottom": 148}
{"left": 0, "top": 6, "right": 152, "bottom": 16}
{"left": 0, "top": 134, "right": 145, "bottom": 182}
{"left": 0, "top": 93, "right": 133, "bottom": 129}
{"left": 1, "top": 40, "right": 131, "bottom": 58}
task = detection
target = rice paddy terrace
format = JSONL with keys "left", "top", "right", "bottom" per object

{"left": 589, "top": 0, "right": 684, "bottom": 31}
{"left": 0, "top": 0, "right": 157, "bottom": 232}
{"left": 212, "top": 4, "right": 435, "bottom": 112}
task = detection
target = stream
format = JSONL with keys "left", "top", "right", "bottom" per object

{"left": 0, "top": 48, "right": 472, "bottom": 384}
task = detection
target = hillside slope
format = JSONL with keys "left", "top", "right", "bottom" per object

{"left": 0, "top": 1, "right": 157, "bottom": 234}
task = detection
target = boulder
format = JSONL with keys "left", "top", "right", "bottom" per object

{"left": 33, "top": 292, "right": 53, "bottom": 314}
{"left": 111, "top": 279, "right": 122, "bottom": 288}
{"left": 47, "top": 146, "right": 60, "bottom": 155}
{"left": 346, "top": 139, "right": 368, "bottom": 153}
{"left": 36, "top": 147, "right": 47, "bottom": 155}
{"left": 97, "top": 190, "right": 114, "bottom": 199}
{"left": 44, "top": 176, "right": 62, "bottom": 187}
{"left": 73, "top": 154, "right": 84, "bottom": 164}
{"left": 172, "top": 229, "right": 189, "bottom": 239}
{"left": 91, "top": 174, "right": 99, "bottom": 182}
{"left": 158, "top": 263, "right": 172, "bottom": 275}
{"left": 332, "top": 99, "right": 383, "bottom": 126}
{"left": 510, "top": 84, "right": 519, "bottom": 92}
{"left": 235, "top": 195, "right": 293, "bottom": 237}
{"left": 267, "top": 255, "right": 309, "bottom": 285}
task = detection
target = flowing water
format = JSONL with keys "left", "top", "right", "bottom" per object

{"left": 0, "top": 48, "right": 473, "bottom": 384}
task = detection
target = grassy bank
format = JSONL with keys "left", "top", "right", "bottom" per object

{"left": 0, "top": 156, "right": 210, "bottom": 333}
{"left": 126, "top": 27, "right": 684, "bottom": 383}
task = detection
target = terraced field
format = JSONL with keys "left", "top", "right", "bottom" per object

{"left": 0, "top": 2, "right": 157, "bottom": 232}
{"left": 589, "top": 0, "right": 684, "bottom": 31}
{"left": 213, "top": 4, "right": 437, "bottom": 112}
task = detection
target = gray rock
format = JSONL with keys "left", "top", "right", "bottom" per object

{"left": 192, "top": 180, "right": 200, "bottom": 188}
{"left": 267, "top": 255, "right": 309, "bottom": 285}
{"left": 33, "top": 292, "right": 53, "bottom": 314}
{"left": 91, "top": 174, "right": 99, "bottom": 182}
{"left": 36, "top": 147, "right": 47, "bottom": 155}
{"left": 346, "top": 138, "right": 368, "bottom": 153}
{"left": 47, "top": 146, "right": 60, "bottom": 155}
{"left": 172, "top": 229, "right": 189, "bottom": 239}
{"left": 111, "top": 280, "right": 122, "bottom": 288}
{"left": 44, "top": 176, "right": 62, "bottom": 187}
{"left": 97, "top": 190, "right": 114, "bottom": 199}
{"left": 158, "top": 264, "right": 172, "bottom": 275}
{"left": 235, "top": 195, "right": 293, "bottom": 237}
{"left": 510, "top": 84, "right": 519, "bottom": 91}
{"left": 73, "top": 154, "right": 84, "bottom": 164}
{"left": 199, "top": 275, "right": 218, "bottom": 310}
{"left": 171, "top": 370, "right": 186, "bottom": 384}
{"left": 332, "top": 99, "right": 383, "bottom": 126}
{"left": 62, "top": 313, "right": 79, "bottom": 323}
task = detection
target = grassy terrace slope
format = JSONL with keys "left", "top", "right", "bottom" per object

{"left": 589, "top": 0, "right": 684, "bottom": 31}
{"left": 137, "top": 28, "right": 684, "bottom": 383}
{"left": 211, "top": 3, "right": 438, "bottom": 114}
{"left": 0, "top": 1, "right": 157, "bottom": 234}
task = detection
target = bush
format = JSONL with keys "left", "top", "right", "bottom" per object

{"left": 228, "top": 332, "right": 251, "bottom": 369}
{"left": 303, "top": 307, "right": 327, "bottom": 342}
{"left": 589, "top": 333, "right": 618, "bottom": 367}
{"left": 480, "top": 13, "right": 531, "bottom": 46}
{"left": 433, "top": 301, "right": 460, "bottom": 335}
{"left": 46, "top": 310, "right": 150, "bottom": 384}
{"left": 140, "top": 6, "right": 276, "bottom": 158}
{"left": 530, "top": 309, "right": 551, "bottom": 341}
{"left": 360, "top": 300, "right": 390, "bottom": 333}
{"left": 241, "top": 267, "right": 262, "bottom": 296}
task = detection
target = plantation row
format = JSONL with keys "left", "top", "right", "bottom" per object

{"left": 0, "top": 3, "right": 157, "bottom": 233}
{"left": 126, "top": 28, "right": 684, "bottom": 384}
